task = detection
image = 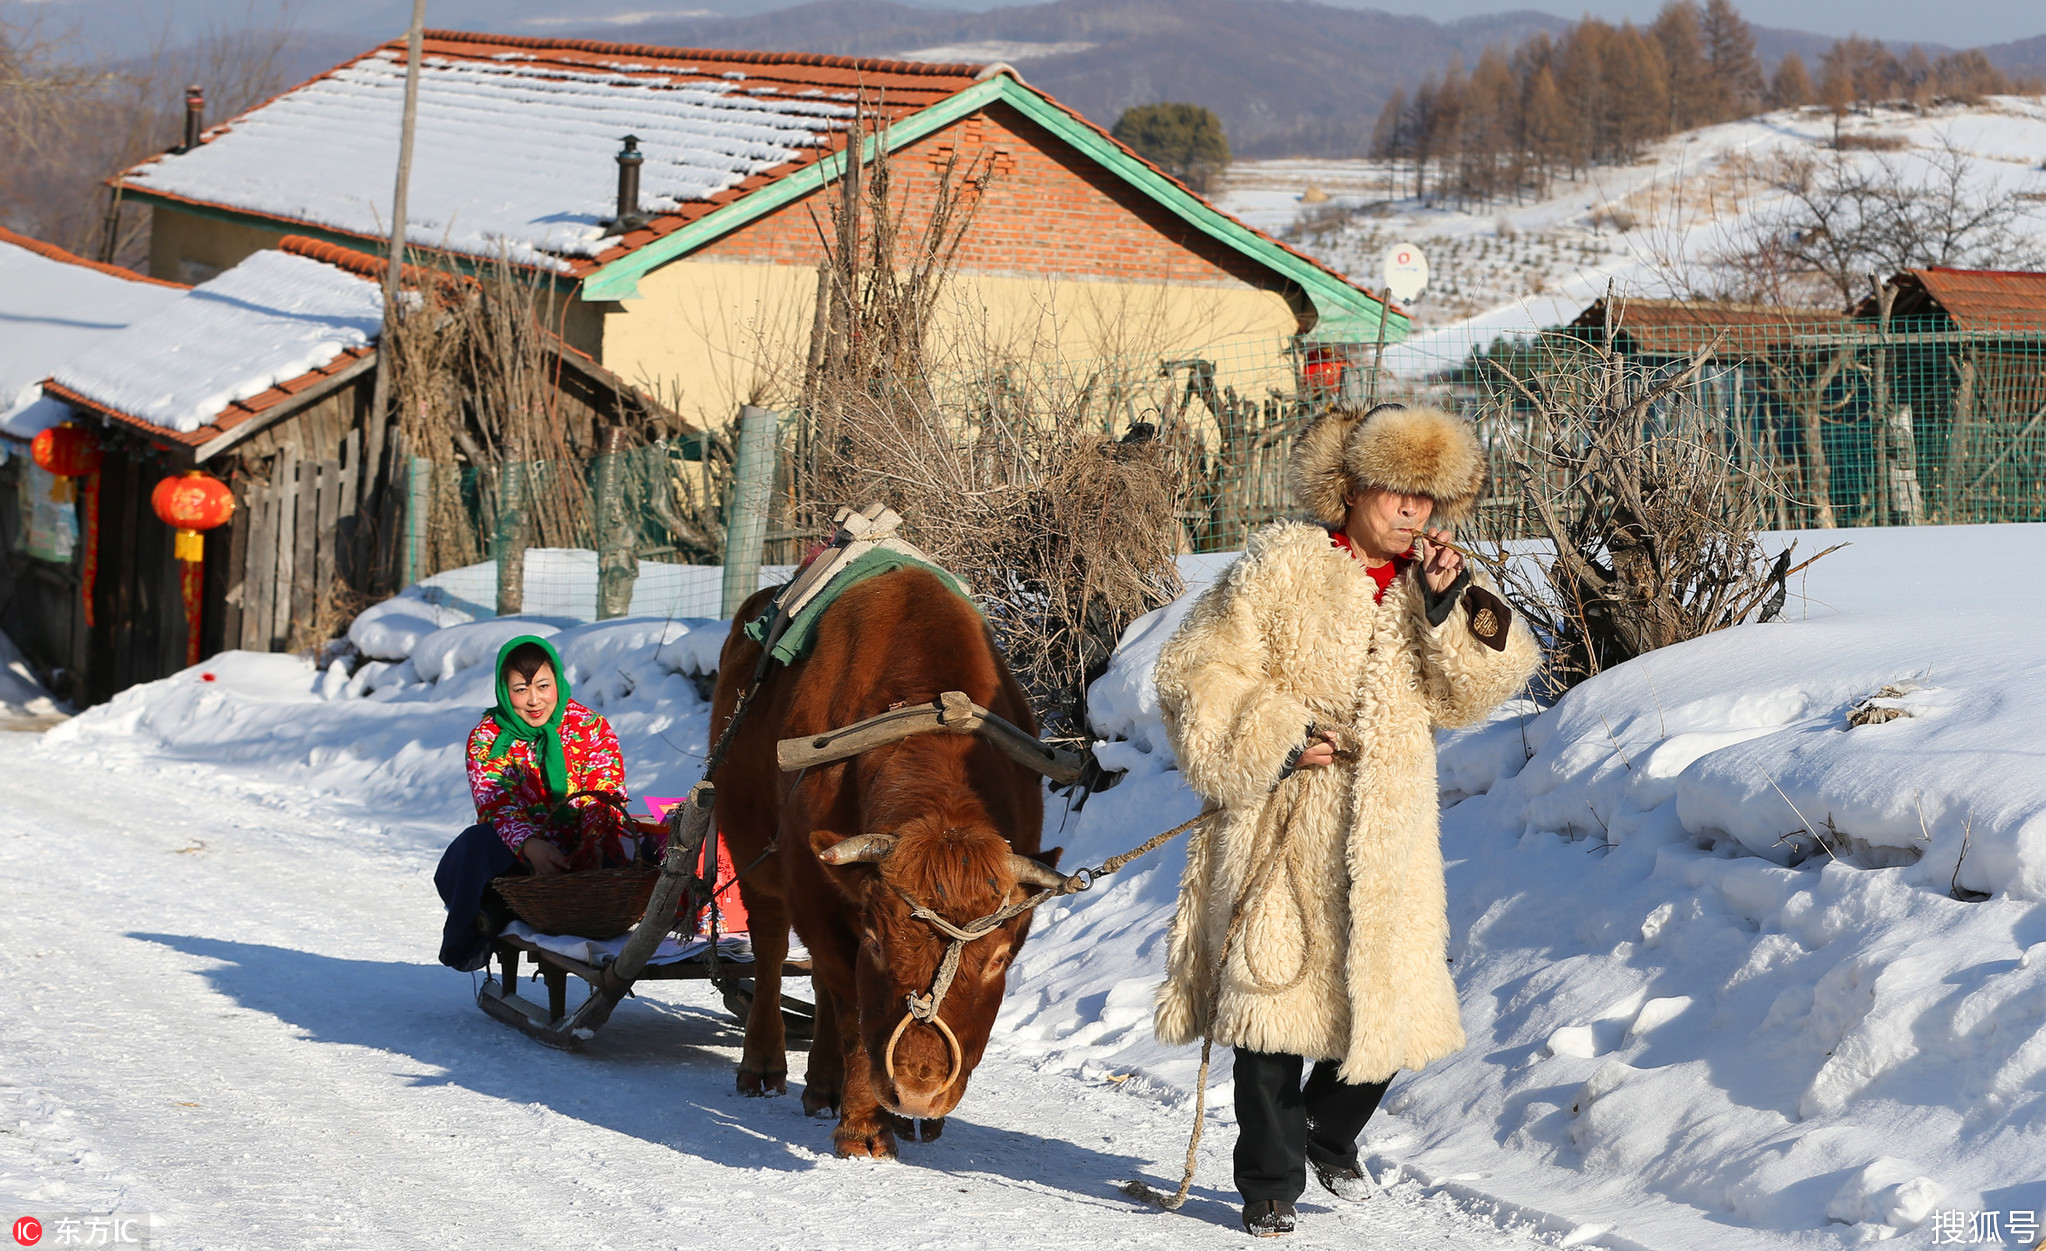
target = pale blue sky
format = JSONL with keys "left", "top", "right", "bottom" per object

{"left": 1304, "top": 0, "right": 2034, "bottom": 48}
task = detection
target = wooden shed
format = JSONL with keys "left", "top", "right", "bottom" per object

{"left": 30, "top": 235, "right": 680, "bottom": 704}
{"left": 1850, "top": 268, "right": 2046, "bottom": 523}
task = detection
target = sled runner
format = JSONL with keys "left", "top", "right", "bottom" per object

{"left": 475, "top": 784, "right": 818, "bottom": 1050}
{"left": 477, "top": 929, "right": 817, "bottom": 1051}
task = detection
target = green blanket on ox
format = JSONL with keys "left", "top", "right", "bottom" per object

{"left": 744, "top": 546, "right": 973, "bottom": 667}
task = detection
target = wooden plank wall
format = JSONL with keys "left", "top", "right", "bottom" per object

{"left": 231, "top": 430, "right": 359, "bottom": 653}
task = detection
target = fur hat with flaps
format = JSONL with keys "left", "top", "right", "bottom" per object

{"left": 1289, "top": 402, "right": 1485, "bottom": 527}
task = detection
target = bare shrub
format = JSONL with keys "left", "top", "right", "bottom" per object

{"left": 1723, "top": 142, "right": 2044, "bottom": 308}
{"left": 387, "top": 253, "right": 734, "bottom": 604}
{"left": 1476, "top": 312, "right": 1842, "bottom": 698}
{"left": 778, "top": 105, "right": 1187, "bottom": 737}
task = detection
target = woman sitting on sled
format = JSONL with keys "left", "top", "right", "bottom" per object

{"left": 467, "top": 634, "right": 633, "bottom": 875}
{"left": 434, "top": 634, "right": 635, "bottom": 969}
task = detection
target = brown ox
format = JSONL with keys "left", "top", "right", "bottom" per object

{"left": 710, "top": 566, "right": 1059, "bottom": 1158}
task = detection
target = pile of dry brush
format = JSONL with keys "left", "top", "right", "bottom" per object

{"left": 1477, "top": 314, "right": 1841, "bottom": 699}
{"left": 385, "top": 255, "right": 732, "bottom": 608}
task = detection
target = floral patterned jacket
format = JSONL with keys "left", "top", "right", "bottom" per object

{"left": 465, "top": 700, "right": 629, "bottom": 866}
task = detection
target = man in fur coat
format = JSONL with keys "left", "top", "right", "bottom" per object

{"left": 1152, "top": 402, "right": 1538, "bottom": 1237}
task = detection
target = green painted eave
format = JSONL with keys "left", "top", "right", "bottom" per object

{"left": 579, "top": 75, "right": 1406, "bottom": 343}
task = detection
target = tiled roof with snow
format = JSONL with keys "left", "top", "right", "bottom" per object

{"left": 46, "top": 247, "right": 383, "bottom": 436}
{"left": 117, "top": 33, "right": 986, "bottom": 273}
{"left": 0, "top": 228, "right": 187, "bottom": 439}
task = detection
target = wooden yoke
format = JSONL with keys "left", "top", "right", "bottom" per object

{"left": 777, "top": 691, "right": 1083, "bottom": 786}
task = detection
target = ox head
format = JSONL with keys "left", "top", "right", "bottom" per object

{"left": 815, "top": 817, "right": 1062, "bottom": 1120}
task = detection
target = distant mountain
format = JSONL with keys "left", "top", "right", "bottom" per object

{"left": 580, "top": 0, "right": 1579, "bottom": 157}
{"left": 1984, "top": 33, "right": 2046, "bottom": 81}
{"left": 559, "top": 0, "right": 2035, "bottom": 159}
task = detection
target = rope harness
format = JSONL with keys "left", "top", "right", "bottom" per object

{"left": 1122, "top": 789, "right": 1313, "bottom": 1211}
{"left": 875, "top": 809, "right": 1218, "bottom": 1096}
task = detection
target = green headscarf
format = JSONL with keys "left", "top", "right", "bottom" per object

{"left": 488, "top": 634, "right": 572, "bottom": 802}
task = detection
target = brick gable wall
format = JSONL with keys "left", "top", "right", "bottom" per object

{"left": 692, "top": 101, "right": 1307, "bottom": 320}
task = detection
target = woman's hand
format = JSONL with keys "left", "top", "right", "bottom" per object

{"left": 1417, "top": 528, "right": 1465, "bottom": 594}
{"left": 1293, "top": 730, "right": 1341, "bottom": 771}
{"left": 522, "top": 837, "right": 568, "bottom": 877}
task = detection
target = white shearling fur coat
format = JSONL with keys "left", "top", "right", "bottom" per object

{"left": 1152, "top": 519, "right": 1538, "bottom": 1083}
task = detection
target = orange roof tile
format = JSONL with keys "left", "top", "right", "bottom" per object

{"left": 1891, "top": 267, "right": 2046, "bottom": 333}
{"left": 1569, "top": 297, "right": 1845, "bottom": 353}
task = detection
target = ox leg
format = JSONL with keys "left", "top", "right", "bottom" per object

{"left": 832, "top": 1007, "right": 899, "bottom": 1159}
{"left": 736, "top": 890, "right": 790, "bottom": 1097}
{"left": 801, "top": 988, "right": 843, "bottom": 1118}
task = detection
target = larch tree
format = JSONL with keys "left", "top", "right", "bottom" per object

{"left": 1701, "top": 0, "right": 1764, "bottom": 119}
{"left": 1651, "top": 1, "right": 1713, "bottom": 130}
{"left": 1769, "top": 53, "right": 1815, "bottom": 109}
{"left": 1604, "top": 23, "right": 1670, "bottom": 162}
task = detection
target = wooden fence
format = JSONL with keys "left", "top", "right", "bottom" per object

{"left": 226, "top": 432, "right": 360, "bottom": 653}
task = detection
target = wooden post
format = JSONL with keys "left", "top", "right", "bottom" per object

{"left": 291, "top": 455, "right": 317, "bottom": 643}
{"left": 721, "top": 406, "right": 778, "bottom": 618}
{"left": 221, "top": 482, "right": 250, "bottom": 654}
{"left": 272, "top": 450, "right": 299, "bottom": 650}
{"left": 336, "top": 428, "right": 360, "bottom": 587}
{"left": 1947, "top": 349, "right": 1977, "bottom": 521}
{"left": 359, "top": 0, "right": 429, "bottom": 592}
{"left": 593, "top": 426, "right": 636, "bottom": 619}
{"left": 494, "top": 457, "right": 526, "bottom": 617}
{"left": 405, "top": 455, "right": 430, "bottom": 588}
{"left": 314, "top": 459, "right": 341, "bottom": 608}
{"left": 242, "top": 485, "right": 273, "bottom": 650}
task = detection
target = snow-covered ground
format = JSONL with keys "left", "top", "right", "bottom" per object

{"left": 1215, "top": 96, "right": 2046, "bottom": 372}
{"left": 5, "top": 521, "right": 2044, "bottom": 1248}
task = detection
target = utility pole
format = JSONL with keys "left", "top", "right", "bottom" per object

{"left": 360, "top": 0, "right": 427, "bottom": 593}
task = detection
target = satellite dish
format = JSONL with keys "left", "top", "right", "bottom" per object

{"left": 1382, "top": 243, "right": 1429, "bottom": 303}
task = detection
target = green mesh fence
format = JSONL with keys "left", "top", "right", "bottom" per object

{"left": 394, "top": 320, "right": 2046, "bottom": 622}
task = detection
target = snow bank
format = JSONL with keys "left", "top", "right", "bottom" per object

{"left": 1014, "top": 521, "right": 2046, "bottom": 1247}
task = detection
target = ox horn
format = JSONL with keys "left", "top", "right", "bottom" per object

{"left": 1007, "top": 854, "right": 1067, "bottom": 892}
{"left": 818, "top": 833, "right": 898, "bottom": 865}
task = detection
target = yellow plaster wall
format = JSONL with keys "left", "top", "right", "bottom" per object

{"left": 594, "top": 259, "right": 1301, "bottom": 430}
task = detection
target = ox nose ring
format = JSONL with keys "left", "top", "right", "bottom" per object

{"left": 885, "top": 1006, "right": 964, "bottom": 1094}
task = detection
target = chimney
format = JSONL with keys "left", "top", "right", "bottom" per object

{"left": 613, "top": 134, "right": 645, "bottom": 234}
{"left": 179, "top": 85, "right": 205, "bottom": 153}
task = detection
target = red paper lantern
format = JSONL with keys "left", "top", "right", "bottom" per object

{"left": 152, "top": 472, "right": 235, "bottom": 559}
{"left": 152, "top": 472, "right": 235, "bottom": 667}
{"left": 31, "top": 423, "right": 102, "bottom": 477}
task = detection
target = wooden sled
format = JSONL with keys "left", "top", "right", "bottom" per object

{"left": 477, "top": 932, "right": 815, "bottom": 1052}
{"left": 474, "top": 782, "right": 815, "bottom": 1051}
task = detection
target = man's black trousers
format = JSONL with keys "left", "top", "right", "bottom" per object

{"left": 1232, "top": 1047, "right": 1392, "bottom": 1203}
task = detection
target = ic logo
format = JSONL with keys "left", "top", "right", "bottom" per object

{"left": 11, "top": 1216, "right": 41, "bottom": 1246}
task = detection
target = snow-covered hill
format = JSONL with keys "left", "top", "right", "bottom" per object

{"left": 1217, "top": 96, "right": 2046, "bottom": 357}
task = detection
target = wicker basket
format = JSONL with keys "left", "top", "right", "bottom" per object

{"left": 493, "top": 864, "right": 680, "bottom": 941}
{"left": 492, "top": 814, "right": 681, "bottom": 941}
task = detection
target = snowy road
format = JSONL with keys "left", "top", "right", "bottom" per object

{"left": 0, "top": 729, "right": 1560, "bottom": 1251}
